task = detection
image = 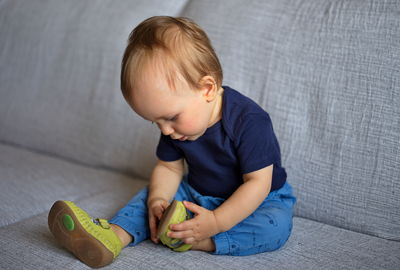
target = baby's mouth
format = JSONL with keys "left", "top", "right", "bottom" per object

{"left": 178, "top": 136, "right": 187, "bottom": 141}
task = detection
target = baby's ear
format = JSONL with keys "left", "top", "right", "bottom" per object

{"left": 198, "top": 75, "right": 218, "bottom": 102}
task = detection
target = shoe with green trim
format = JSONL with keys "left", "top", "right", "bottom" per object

{"left": 48, "top": 200, "right": 122, "bottom": 268}
{"left": 157, "top": 200, "right": 192, "bottom": 252}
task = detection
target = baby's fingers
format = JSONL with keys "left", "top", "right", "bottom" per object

{"left": 168, "top": 229, "right": 193, "bottom": 240}
{"left": 148, "top": 215, "right": 159, "bottom": 243}
{"left": 170, "top": 219, "right": 194, "bottom": 231}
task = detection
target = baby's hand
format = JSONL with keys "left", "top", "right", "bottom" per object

{"left": 168, "top": 201, "right": 220, "bottom": 245}
{"left": 147, "top": 197, "right": 170, "bottom": 244}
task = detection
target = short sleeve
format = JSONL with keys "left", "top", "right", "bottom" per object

{"left": 236, "top": 114, "right": 281, "bottom": 174}
{"left": 156, "top": 133, "right": 183, "bottom": 161}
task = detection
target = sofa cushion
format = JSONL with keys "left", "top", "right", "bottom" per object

{"left": 0, "top": 143, "right": 147, "bottom": 227}
{"left": 181, "top": 0, "right": 400, "bottom": 240}
{"left": 0, "top": 0, "right": 188, "bottom": 179}
{"left": 1, "top": 196, "right": 398, "bottom": 270}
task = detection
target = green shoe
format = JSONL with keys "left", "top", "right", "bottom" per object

{"left": 48, "top": 200, "right": 122, "bottom": 268}
{"left": 157, "top": 200, "right": 192, "bottom": 252}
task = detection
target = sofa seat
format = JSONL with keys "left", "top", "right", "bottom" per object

{"left": 1, "top": 143, "right": 398, "bottom": 269}
{"left": 0, "top": 143, "right": 147, "bottom": 227}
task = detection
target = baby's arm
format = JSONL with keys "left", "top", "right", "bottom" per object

{"left": 147, "top": 159, "right": 184, "bottom": 243}
{"left": 214, "top": 164, "right": 273, "bottom": 232}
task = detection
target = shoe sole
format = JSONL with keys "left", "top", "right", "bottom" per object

{"left": 48, "top": 201, "right": 114, "bottom": 268}
{"left": 157, "top": 200, "right": 192, "bottom": 252}
{"left": 157, "top": 200, "right": 179, "bottom": 240}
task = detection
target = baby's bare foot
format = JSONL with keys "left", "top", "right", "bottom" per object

{"left": 191, "top": 238, "right": 216, "bottom": 252}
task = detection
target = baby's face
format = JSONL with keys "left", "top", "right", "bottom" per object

{"left": 128, "top": 69, "right": 217, "bottom": 141}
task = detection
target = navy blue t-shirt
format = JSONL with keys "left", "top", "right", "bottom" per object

{"left": 156, "top": 86, "right": 287, "bottom": 199}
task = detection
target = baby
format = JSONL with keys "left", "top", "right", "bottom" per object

{"left": 48, "top": 16, "right": 296, "bottom": 268}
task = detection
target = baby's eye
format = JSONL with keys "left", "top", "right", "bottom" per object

{"left": 168, "top": 115, "right": 179, "bottom": 121}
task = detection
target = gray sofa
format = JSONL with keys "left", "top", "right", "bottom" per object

{"left": 1, "top": 0, "right": 399, "bottom": 269}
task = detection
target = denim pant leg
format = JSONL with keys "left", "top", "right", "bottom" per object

{"left": 108, "top": 182, "right": 195, "bottom": 247}
{"left": 210, "top": 182, "right": 296, "bottom": 256}
{"left": 109, "top": 180, "right": 296, "bottom": 255}
{"left": 108, "top": 187, "right": 150, "bottom": 246}
{"left": 178, "top": 181, "right": 296, "bottom": 256}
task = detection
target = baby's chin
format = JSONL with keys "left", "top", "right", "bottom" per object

{"left": 188, "top": 133, "right": 205, "bottom": 141}
{"left": 182, "top": 134, "right": 201, "bottom": 141}
{"left": 177, "top": 129, "right": 207, "bottom": 141}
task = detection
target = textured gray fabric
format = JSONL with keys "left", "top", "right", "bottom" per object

{"left": 1, "top": 198, "right": 399, "bottom": 270}
{"left": 0, "top": 143, "right": 147, "bottom": 227}
{"left": 0, "top": 0, "right": 188, "bottom": 179}
{"left": 2, "top": 144, "right": 398, "bottom": 270}
{"left": 181, "top": 0, "right": 400, "bottom": 240}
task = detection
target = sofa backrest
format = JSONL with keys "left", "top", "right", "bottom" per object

{"left": 0, "top": 0, "right": 188, "bottom": 179}
{"left": 0, "top": 0, "right": 399, "bottom": 240}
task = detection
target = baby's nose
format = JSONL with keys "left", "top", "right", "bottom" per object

{"left": 160, "top": 124, "right": 174, "bottom": 136}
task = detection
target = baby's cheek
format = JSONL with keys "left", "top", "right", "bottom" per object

{"left": 183, "top": 118, "right": 202, "bottom": 134}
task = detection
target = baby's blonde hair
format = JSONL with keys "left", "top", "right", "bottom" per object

{"left": 120, "top": 16, "right": 223, "bottom": 100}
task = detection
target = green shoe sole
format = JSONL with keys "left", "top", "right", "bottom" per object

{"left": 48, "top": 200, "right": 122, "bottom": 268}
{"left": 157, "top": 200, "right": 192, "bottom": 252}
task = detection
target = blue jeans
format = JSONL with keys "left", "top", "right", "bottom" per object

{"left": 109, "top": 179, "right": 296, "bottom": 256}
